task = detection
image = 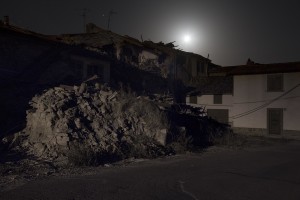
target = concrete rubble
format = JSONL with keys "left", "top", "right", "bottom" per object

{"left": 16, "top": 83, "right": 170, "bottom": 164}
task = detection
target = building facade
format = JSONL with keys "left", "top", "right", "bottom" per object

{"left": 187, "top": 61, "right": 300, "bottom": 138}
{"left": 232, "top": 71, "right": 300, "bottom": 136}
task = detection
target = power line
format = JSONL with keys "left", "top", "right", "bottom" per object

{"left": 233, "top": 95, "right": 300, "bottom": 104}
{"left": 230, "top": 83, "right": 300, "bottom": 119}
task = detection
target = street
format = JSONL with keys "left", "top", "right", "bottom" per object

{"left": 1, "top": 141, "right": 300, "bottom": 200}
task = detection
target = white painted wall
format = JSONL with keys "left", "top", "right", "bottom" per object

{"left": 186, "top": 72, "right": 300, "bottom": 132}
{"left": 186, "top": 94, "right": 233, "bottom": 123}
{"left": 232, "top": 72, "right": 300, "bottom": 131}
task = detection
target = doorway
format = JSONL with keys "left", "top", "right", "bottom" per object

{"left": 267, "top": 108, "right": 283, "bottom": 135}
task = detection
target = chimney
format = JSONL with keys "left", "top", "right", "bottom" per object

{"left": 247, "top": 58, "right": 255, "bottom": 65}
{"left": 3, "top": 16, "right": 9, "bottom": 26}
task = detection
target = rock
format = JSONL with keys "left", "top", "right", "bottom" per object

{"left": 73, "top": 86, "right": 79, "bottom": 92}
{"left": 1, "top": 137, "right": 8, "bottom": 144}
{"left": 56, "top": 134, "right": 69, "bottom": 146}
{"left": 95, "top": 83, "right": 101, "bottom": 90}
{"left": 78, "top": 83, "right": 87, "bottom": 94}
{"left": 74, "top": 118, "right": 82, "bottom": 129}
{"left": 108, "top": 91, "right": 118, "bottom": 101}
{"left": 33, "top": 143, "right": 46, "bottom": 157}
{"left": 155, "top": 129, "right": 168, "bottom": 146}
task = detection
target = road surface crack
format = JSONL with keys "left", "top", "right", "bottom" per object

{"left": 178, "top": 180, "right": 199, "bottom": 200}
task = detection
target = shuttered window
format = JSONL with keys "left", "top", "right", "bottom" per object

{"left": 213, "top": 94, "right": 222, "bottom": 104}
{"left": 190, "top": 96, "right": 197, "bottom": 104}
{"left": 267, "top": 74, "right": 283, "bottom": 92}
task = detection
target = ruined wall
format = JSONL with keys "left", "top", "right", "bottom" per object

{"left": 0, "top": 28, "right": 55, "bottom": 82}
{"left": 139, "top": 50, "right": 159, "bottom": 65}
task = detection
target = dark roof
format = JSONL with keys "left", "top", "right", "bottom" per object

{"left": 210, "top": 61, "right": 300, "bottom": 76}
{"left": 60, "top": 23, "right": 143, "bottom": 48}
{"left": 0, "top": 24, "right": 110, "bottom": 61}
{"left": 0, "top": 24, "right": 62, "bottom": 43}
{"left": 188, "top": 76, "right": 233, "bottom": 95}
{"left": 0, "top": 24, "right": 111, "bottom": 85}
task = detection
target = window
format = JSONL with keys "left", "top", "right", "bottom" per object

{"left": 267, "top": 74, "right": 283, "bottom": 92}
{"left": 190, "top": 96, "right": 197, "bottom": 104}
{"left": 213, "top": 94, "right": 222, "bottom": 104}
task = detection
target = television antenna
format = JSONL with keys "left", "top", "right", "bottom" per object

{"left": 79, "top": 8, "right": 91, "bottom": 32}
{"left": 107, "top": 9, "right": 117, "bottom": 30}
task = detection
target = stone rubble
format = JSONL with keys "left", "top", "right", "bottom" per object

{"left": 18, "top": 83, "right": 169, "bottom": 163}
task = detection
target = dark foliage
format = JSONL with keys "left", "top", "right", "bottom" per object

{"left": 167, "top": 104, "right": 230, "bottom": 148}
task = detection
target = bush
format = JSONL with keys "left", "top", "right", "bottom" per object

{"left": 67, "top": 143, "right": 121, "bottom": 166}
{"left": 167, "top": 105, "right": 231, "bottom": 148}
{"left": 119, "top": 135, "right": 169, "bottom": 159}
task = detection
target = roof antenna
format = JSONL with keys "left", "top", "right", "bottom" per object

{"left": 80, "top": 8, "right": 90, "bottom": 33}
{"left": 107, "top": 9, "right": 117, "bottom": 30}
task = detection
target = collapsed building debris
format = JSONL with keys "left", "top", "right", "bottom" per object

{"left": 2, "top": 77, "right": 231, "bottom": 166}
{"left": 13, "top": 83, "right": 170, "bottom": 165}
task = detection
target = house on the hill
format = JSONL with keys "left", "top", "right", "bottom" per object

{"left": 0, "top": 23, "right": 111, "bottom": 136}
{"left": 187, "top": 61, "right": 300, "bottom": 139}
{"left": 34, "top": 49, "right": 111, "bottom": 85}
{"left": 60, "top": 23, "right": 217, "bottom": 86}
{"left": 0, "top": 24, "right": 111, "bottom": 86}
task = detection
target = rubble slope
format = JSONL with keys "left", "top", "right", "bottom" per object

{"left": 17, "top": 83, "right": 169, "bottom": 165}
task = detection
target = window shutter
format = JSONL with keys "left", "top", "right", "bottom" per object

{"left": 267, "top": 74, "right": 283, "bottom": 92}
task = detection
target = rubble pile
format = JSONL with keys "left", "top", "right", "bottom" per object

{"left": 18, "top": 83, "right": 169, "bottom": 164}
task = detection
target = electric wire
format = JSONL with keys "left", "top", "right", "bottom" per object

{"left": 233, "top": 95, "right": 300, "bottom": 104}
{"left": 230, "top": 83, "right": 300, "bottom": 119}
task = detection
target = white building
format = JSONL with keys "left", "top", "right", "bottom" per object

{"left": 186, "top": 61, "right": 300, "bottom": 138}
{"left": 186, "top": 76, "right": 233, "bottom": 124}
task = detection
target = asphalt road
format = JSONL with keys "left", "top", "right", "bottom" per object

{"left": 1, "top": 141, "right": 300, "bottom": 200}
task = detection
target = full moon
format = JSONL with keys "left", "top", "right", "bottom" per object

{"left": 183, "top": 34, "right": 191, "bottom": 43}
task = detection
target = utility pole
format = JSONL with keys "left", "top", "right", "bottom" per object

{"left": 107, "top": 10, "right": 117, "bottom": 30}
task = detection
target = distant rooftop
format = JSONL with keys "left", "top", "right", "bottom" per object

{"left": 210, "top": 61, "right": 300, "bottom": 76}
{"left": 188, "top": 76, "right": 233, "bottom": 95}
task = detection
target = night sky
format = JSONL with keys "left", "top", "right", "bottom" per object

{"left": 1, "top": 0, "right": 300, "bottom": 66}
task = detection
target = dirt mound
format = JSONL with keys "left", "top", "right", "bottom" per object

{"left": 14, "top": 83, "right": 169, "bottom": 165}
